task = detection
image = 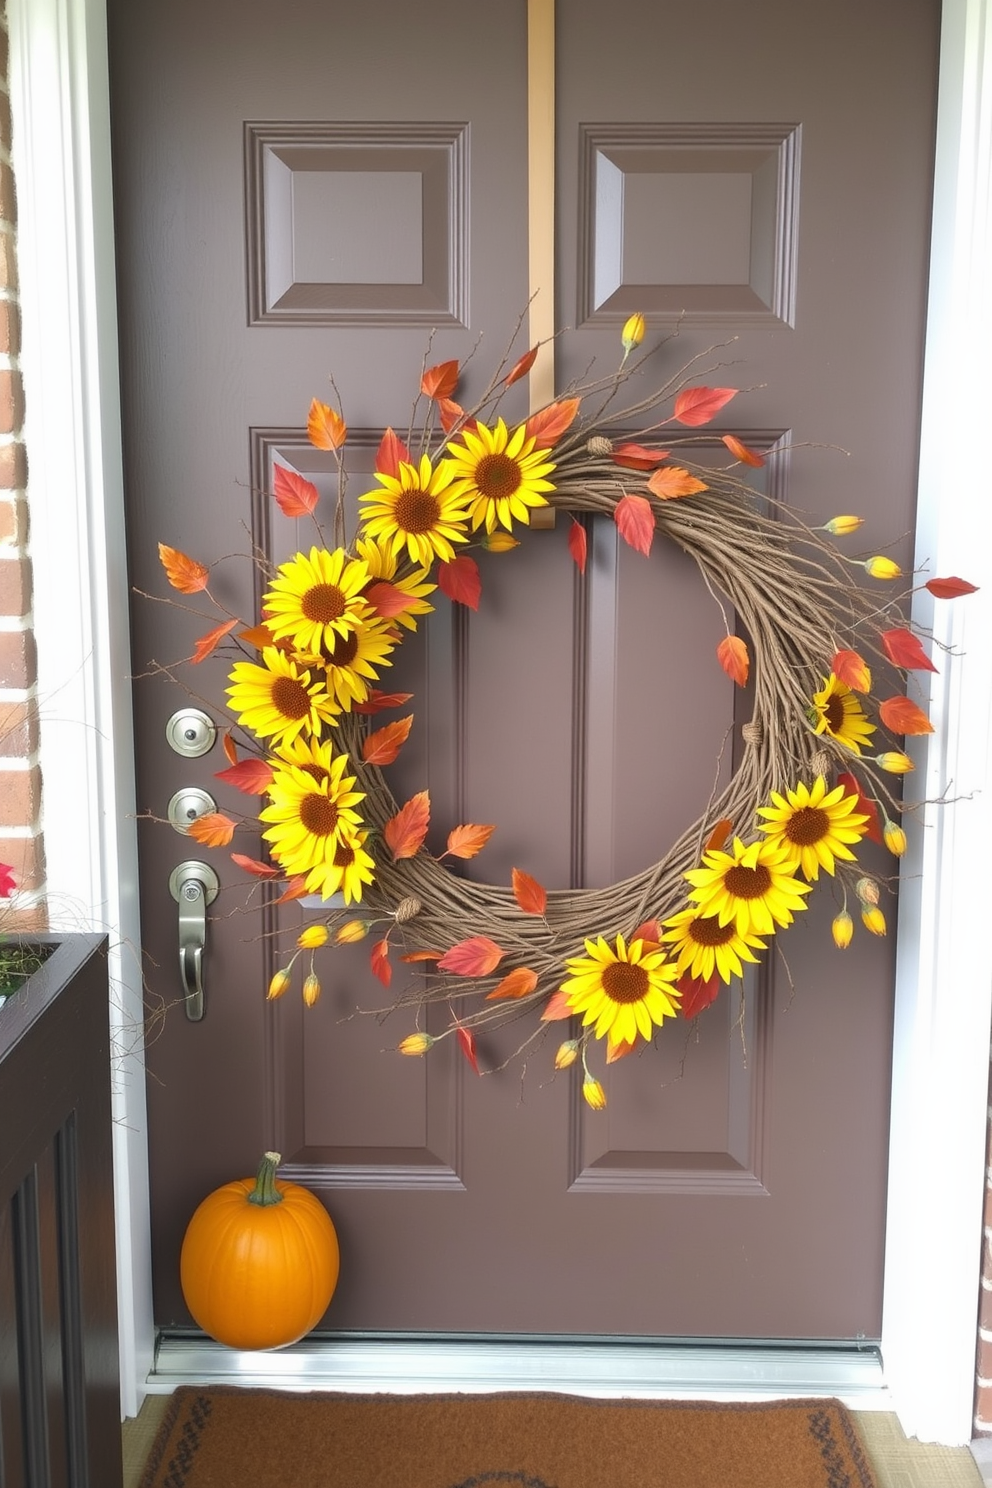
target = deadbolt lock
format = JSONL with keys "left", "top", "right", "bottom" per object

{"left": 167, "top": 786, "right": 217, "bottom": 834}
{"left": 165, "top": 707, "right": 217, "bottom": 758}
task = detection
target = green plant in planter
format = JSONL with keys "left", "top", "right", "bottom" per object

{"left": 0, "top": 865, "right": 54, "bottom": 1006}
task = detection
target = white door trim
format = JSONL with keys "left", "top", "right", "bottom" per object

{"left": 8, "top": 0, "right": 991, "bottom": 1442}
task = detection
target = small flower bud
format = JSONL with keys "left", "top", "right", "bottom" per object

{"left": 480, "top": 531, "right": 520, "bottom": 553}
{"left": 398, "top": 1032, "right": 434, "bottom": 1056}
{"left": 864, "top": 555, "right": 902, "bottom": 581}
{"left": 582, "top": 1076, "right": 607, "bottom": 1111}
{"left": 554, "top": 1039, "right": 580, "bottom": 1070}
{"left": 855, "top": 876, "right": 880, "bottom": 906}
{"left": 883, "top": 820, "right": 907, "bottom": 856}
{"left": 267, "top": 969, "right": 291, "bottom": 1001}
{"left": 621, "top": 312, "right": 646, "bottom": 351}
{"left": 875, "top": 751, "right": 914, "bottom": 774}
{"left": 861, "top": 906, "right": 887, "bottom": 936}
{"left": 831, "top": 911, "right": 854, "bottom": 949}
{"left": 302, "top": 972, "right": 321, "bottom": 1007}
{"left": 335, "top": 919, "right": 369, "bottom": 944}
{"left": 822, "top": 514, "right": 865, "bottom": 536}
{"left": 297, "top": 924, "right": 329, "bottom": 949}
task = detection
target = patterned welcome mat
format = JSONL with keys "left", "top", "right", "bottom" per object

{"left": 138, "top": 1386, "right": 879, "bottom": 1488}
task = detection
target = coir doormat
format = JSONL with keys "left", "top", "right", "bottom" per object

{"left": 138, "top": 1386, "right": 879, "bottom": 1488}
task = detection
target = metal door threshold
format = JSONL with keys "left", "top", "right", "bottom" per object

{"left": 150, "top": 1333, "right": 889, "bottom": 1409}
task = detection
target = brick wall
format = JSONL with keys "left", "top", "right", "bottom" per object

{"left": 0, "top": 2, "right": 46, "bottom": 933}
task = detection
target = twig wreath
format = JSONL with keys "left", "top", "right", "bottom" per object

{"left": 156, "top": 316, "right": 976, "bottom": 1109}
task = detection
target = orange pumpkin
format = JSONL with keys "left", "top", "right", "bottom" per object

{"left": 180, "top": 1151, "right": 339, "bottom": 1350}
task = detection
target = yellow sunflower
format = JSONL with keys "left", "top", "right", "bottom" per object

{"left": 355, "top": 535, "right": 436, "bottom": 632}
{"left": 263, "top": 546, "right": 372, "bottom": 654}
{"left": 757, "top": 776, "right": 869, "bottom": 880}
{"left": 661, "top": 908, "right": 767, "bottom": 985}
{"left": 810, "top": 673, "right": 876, "bottom": 755}
{"left": 318, "top": 614, "right": 397, "bottom": 711}
{"left": 683, "top": 836, "right": 812, "bottom": 937}
{"left": 358, "top": 454, "right": 471, "bottom": 566}
{"left": 303, "top": 828, "right": 376, "bottom": 903}
{"left": 227, "top": 647, "right": 339, "bottom": 745}
{"left": 559, "top": 934, "right": 681, "bottom": 1049}
{"left": 444, "top": 418, "right": 556, "bottom": 533}
{"left": 260, "top": 751, "right": 366, "bottom": 877}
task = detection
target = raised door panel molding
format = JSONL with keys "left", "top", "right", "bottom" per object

{"left": 245, "top": 122, "right": 470, "bottom": 327}
{"left": 578, "top": 123, "right": 801, "bottom": 326}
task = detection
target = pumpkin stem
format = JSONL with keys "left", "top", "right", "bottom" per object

{"left": 247, "top": 1151, "right": 284, "bottom": 1207}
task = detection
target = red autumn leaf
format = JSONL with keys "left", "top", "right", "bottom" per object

{"left": 399, "top": 949, "right": 442, "bottom": 963}
{"left": 505, "top": 345, "right": 539, "bottom": 387}
{"left": 721, "top": 434, "right": 765, "bottom": 467}
{"left": 158, "top": 543, "right": 209, "bottom": 594}
{"left": 375, "top": 427, "right": 411, "bottom": 478}
{"left": 274, "top": 876, "right": 309, "bottom": 904}
{"left": 230, "top": 852, "right": 280, "bottom": 879}
{"left": 187, "top": 812, "right": 236, "bottom": 848}
{"left": 273, "top": 464, "right": 320, "bottom": 518}
{"left": 438, "top": 555, "right": 481, "bottom": 610}
{"left": 364, "top": 581, "right": 417, "bottom": 619}
{"left": 606, "top": 1036, "right": 642, "bottom": 1063}
{"left": 191, "top": 617, "right": 238, "bottom": 664}
{"left": 673, "top": 385, "right": 738, "bottom": 427}
{"left": 370, "top": 938, "right": 392, "bottom": 988}
{"left": 222, "top": 731, "right": 239, "bottom": 765}
{"left": 881, "top": 627, "right": 938, "bottom": 673}
{"left": 631, "top": 920, "right": 661, "bottom": 947}
{"left": 512, "top": 867, "right": 547, "bottom": 916}
{"left": 437, "top": 397, "right": 466, "bottom": 434}
{"left": 878, "top": 695, "right": 934, "bottom": 736}
{"left": 717, "top": 634, "right": 749, "bottom": 687}
{"left": 437, "top": 936, "right": 505, "bottom": 977}
{"left": 444, "top": 823, "right": 496, "bottom": 860}
{"left": 486, "top": 966, "right": 540, "bottom": 1001}
{"left": 568, "top": 519, "right": 588, "bottom": 574}
{"left": 705, "top": 818, "right": 733, "bottom": 852}
{"left": 678, "top": 972, "right": 721, "bottom": 1020}
{"left": 456, "top": 1025, "right": 481, "bottom": 1075}
{"left": 362, "top": 715, "right": 414, "bottom": 766}
{"left": 524, "top": 397, "right": 581, "bottom": 446}
{"left": 384, "top": 791, "right": 431, "bottom": 860}
{"left": 238, "top": 623, "right": 275, "bottom": 650}
{"left": 214, "top": 757, "right": 274, "bottom": 794}
{"left": 307, "top": 398, "right": 346, "bottom": 451}
{"left": 837, "top": 771, "right": 883, "bottom": 845}
{"left": 647, "top": 465, "right": 709, "bottom": 500}
{"left": 611, "top": 443, "right": 671, "bottom": 471}
{"left": 926, "top": 575, "right": 978, "bottom": 599}
{"left": 351, "top": 689, "right": 415, "bottom": 716}
{"left": 421, "top": 359, "right": 459, "bottom": 400}
{"left": 614, "top": 493, "right": 655, "bottom": 556}
{"left": 831, "top": 648, "right": 871, "bottom": 693}
{"left": 540, "top": 989, "right": 572, "bottom": 1021}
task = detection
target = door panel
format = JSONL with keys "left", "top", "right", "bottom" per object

{"left": 108, "top": 0, "right": 938, "bottom": 1337}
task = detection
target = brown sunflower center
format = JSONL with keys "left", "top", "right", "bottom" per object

{"left": 474, "top": 452, "right": 522, "bottom": 501}
{"left": 301, "top": 763, "right": 330, "bottom": 785}
{"left": 785, "top": 806, "right": 830, "bottom": 846}
{"left": 824, "top": 694, "right": 846, "bottom": 731}
{"left": 601, "top": 960, "right": 650, "bottom": 1005}
{"left": 328, "top": 629, "right": 359, "bottom": 667}
{"left": 301, "top": 583, "right": 347, "bottom": 624}
{"left": 394, "top": 489, "right": 441, "bottom": 534}
{"left": 333, "top": 840, "right": 356, "bottom": 868}
{"left": 688, "top": 916, "right": 736, "bottom": 947}
{"left": 270, "top": 675, "right": 312, "bottom": 721}
{"left": 723, "top": 863, "right": 772, "bottom": 900}
{"left": 299, "top": 793, "right": 340, "bottom": 837}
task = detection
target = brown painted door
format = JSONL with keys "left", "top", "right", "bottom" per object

{"left": 108, "top": 0, "right": 938, "bottom": 1338}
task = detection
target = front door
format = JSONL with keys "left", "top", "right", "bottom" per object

{"left": 108, "top": 0, "right": 939, "bottom": 1337}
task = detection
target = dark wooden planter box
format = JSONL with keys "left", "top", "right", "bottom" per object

{"left": 0, "top": 934, "right": 123, "bottom": 1487}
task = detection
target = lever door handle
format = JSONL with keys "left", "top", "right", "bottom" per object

{"left": 169, "top": 861, "right": 219, "bottom": 1021}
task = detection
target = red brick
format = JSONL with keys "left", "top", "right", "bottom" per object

{"left": 0, "top": 767, "right": 40, "bottom": 829}
{"left": 0, "top": 629, "right": 35, "bottom": 688}
{"left": 0, "top": 699, "right": 38, "bottom": 757}
{"left": 0, "top": 557, "right": 30, "bottom": 616}
{"left": 0, "top": 903, "right": 49, "bottom": 934}
{"left": 0, "top": 496, "right": 27, "bottom": 546}
{"left": 0, "top": 163, "right": 16, "bottom": 225}
{"left": 0, "top": 232, "right": 16, "bottom": 293}
{"left": 0, "top": 833, "right": 45, "bottom": 891}
{"left": 0, "top": 443, "right": 26, "bottom": 492}
{"left": 0, "top": 92, "right": 11, "bottom": 155}
{"left": 0, "top": 300, "right": 20, "bottom": 359}
{"left": 0, "top": 370, "right": 24, "bottom": 436}
{"left": 0, "top": 32, "right": 8, "bottom": 86}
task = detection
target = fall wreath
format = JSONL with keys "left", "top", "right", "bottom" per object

{"left": 157, "top": 317, "right": 976, "bottom": 1108}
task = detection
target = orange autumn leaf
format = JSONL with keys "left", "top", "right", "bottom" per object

{"left": 678, "top": 972, "right": 721, "bottom": 1019}
{"left": 540, "top": 989, "right": 572, "bottom": 1021}
{"left": 837, "top": 771, "right": 883, "bottom": 845}
{"left": 158, "top": 543, "right": 209, "bottom": 594}
{"left": 351, "top": 689, "right": 415, "bottom": 716}
{"left": 524, "top": 397, "right": 581, "bottom": 446}
{"left": 230, "top": 852, "right": 280, "bottom": 879}
{"left": 370, "top": 938, "right": 392, "bottom": 987}
{"left": 421, "top": 359, "right": 459, "bottom": 400}
{"left": 445, "top": 823, "right": 496, "bottom": 860}
{"left": 673, "top": 385, "right": 737, "bottom": 427}
{"left": 631, "top": 920, "right": 661, "bottom": 947}
{"left": 721, "top": 433, "right": 765, "bottom": 467}
{"left": 512, "top": 867, "right": 547, "bottom": 916}
{"left": 881, "top": 627, "right": 938, "bottom": 673}
{"left": 364, "top": 581, "right": 418, "bottom": 619}
{"left": 437, "top": 397, "right": 466, "bottom": 434}
{"left": 400, "top": 949, "right": 442, "bottom": 963}
{"left": 222, "top": 731, "right": 239, "bottom": 765}
{"left": 926, "top": 575, "right": 978, "bottom": 599}
{"left": 705, "top": 818, "right": 734, "bottom": 852}
{"left": 273, "top": 464, "right": 320, "bottom": 518}
{"left": 831, "top": 648, "right": 872, "bottom": 693}
{"left": 187, "top": 811, "right": 236, "bottom": 848}
{"left": 606, "top": 1036, "right": 642, "bottom": 1063}
{"left": 647, "top": 465, "right": 709, "bottom": 500}
{"left": 274, "top": 876, "right": 309, "bottom": 904}
{"left": 306, "top": 398, "right": 346, "bottom": 450}
{"left": 878, "top": 695, "right": 934, "bottom": 735}
{"left": 456, "top": 1025, "right": 481, "bottom": 1075}
{"left": 611, "top": 443, "right": 671, "bottom": 471}
{"left": 437, "top": 936, "right": 505, "bottom": 977}
{"left": 717, "top": 634, "right": 749, "bottom": 687}
{"left": 214, "top": 758, "right": 274, "bottom": 794}
{"left": 191, "top": 617, "right": 238, "bottom": 664}
{"left": 385, "top": 790, "right": 431, "bottom": 860}
{"left": 568, "top": 519, "right": 588, "bottom": 574}
{"left": 504, "top": 345, "right": 539, "bottom": 387}
{"left": 238, "top": 622, "right": 275, "bottom": 649}
{"left": 375, "top": 427, "right": 411, "bottom": 478}
{"left": 614, "top": 493, "right": 655, "bottom": 556}
{"left": 438, "top": 555, "right": 481, "bottom": 610}
{"left": 486, "top": 966, "right": 540, "bottom": 1001}
{"left": 362, "top": 715, "right": 414, "bottom": 766}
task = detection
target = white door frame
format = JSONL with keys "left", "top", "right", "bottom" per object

{"left": 8, "top": 0, "right": 992, "bottom": 1444}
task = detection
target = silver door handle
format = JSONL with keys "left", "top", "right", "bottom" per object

{"left": 169, "top": 861, "right": 219, "bottom": 1021}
